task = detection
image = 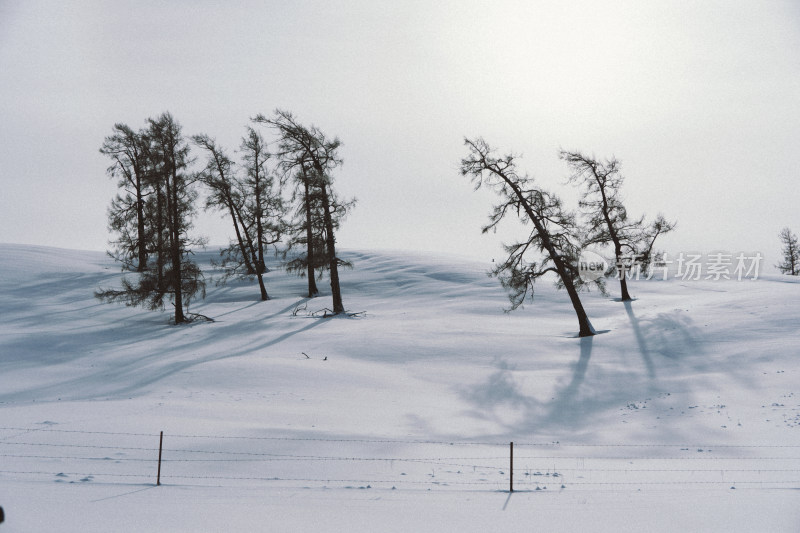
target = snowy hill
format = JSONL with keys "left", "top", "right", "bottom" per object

{"left": 0, "top": 244, "right": 798, "bottom": 532}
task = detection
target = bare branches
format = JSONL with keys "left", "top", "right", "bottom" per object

{"left": 100, "top": 123, "right": 153, "bottom": 272}
{"left": 253, "top": 109, "right": 342, "bottom": 180}
{"left": 461, "top": 137, "right": 595, "bottom": 336}
{"left": 777, "top": 227, "right": 800, "bottom": 276}
{"left": 292, "top": 303, "right": 365, "bottom": 319}
{"left": 561, "top": 150, "right": 675, "bottom": 300}
{"left": 97, "top": 113, "right": 205, "bottom": 325}
{"left": 184, "top": 312, "right": 215, "bottom": 323}
{"left": 253, "top": 110, "right": 354, "bottom": 313}
{"left": 193, "top": 126, "right": 286, "bottom": 301}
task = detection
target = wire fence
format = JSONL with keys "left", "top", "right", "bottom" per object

{"left": 1, "top": 426, "right": 798, "bottom": 492}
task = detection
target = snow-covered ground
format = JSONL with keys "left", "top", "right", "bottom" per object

{"left": 0, "top": 243, "right": 798, "bottom": 532}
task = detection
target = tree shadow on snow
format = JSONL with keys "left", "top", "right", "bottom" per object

{"left": 0, "top": 298, "right": 329, "bottom": 403}
{"left": 454, "top": 308, "right": 720, "bottom": 443}
{"left": 624, "top": 301, "right": 656, "bottom": 379}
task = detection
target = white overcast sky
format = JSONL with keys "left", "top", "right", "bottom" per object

{"left": 1, "top": 0, "right": 798, "bottom": 268}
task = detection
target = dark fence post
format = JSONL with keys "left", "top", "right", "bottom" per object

{"left": 157, "top": 431, "right": 163, "bottom": 486}
{"left": 510, "top": 441, "right": 514, "bottom": 492}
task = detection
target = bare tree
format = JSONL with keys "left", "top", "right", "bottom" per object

{"left": 97, "top": 113, "right": 205, "bottom": 324}
{"left": 254, "top": 110, "right": 354, "bottom": 313}
{"left": 151, "top": 113, "right": 201, "bottom": 323}
{"left": 100, "top": 124, "right": 151, "bottom": 271}
{"left": 776, "top": 227, "right": 800, "bottom": 276}
{"left": 282, "top": 162, "right": 325, "bottom": 295}
{"left": 193, "top": 134, "right": 255, "bottom": 274}
{"left": 240, "top": 126, "right": 285, "bottom": 288}
{"left": 461, "top": 138, "right": 596, "bottom": 337}
{"left": 193, "top": 129, "right": 284, "bottom": 300}
{"left": 561, "top": 151, "right": 674, "bottom": 300}
{"left": 637, "top": 214, "right": 675, "bottom": 275}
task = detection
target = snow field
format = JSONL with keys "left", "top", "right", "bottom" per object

{"left": 0, "top": 244, "right": 798, "bottom": 531}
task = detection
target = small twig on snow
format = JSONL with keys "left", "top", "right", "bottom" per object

{"left": 181, "top": 312, "right": 215, "bottom": 323}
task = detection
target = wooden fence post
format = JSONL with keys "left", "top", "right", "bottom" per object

{"left": 510, "top": 441, "right": 514, "bottom": 492}
{"left": 157, "top": 431, "right": 163, "bottom": 486}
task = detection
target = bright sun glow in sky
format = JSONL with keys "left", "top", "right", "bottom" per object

{"left": 1, "top": 1, "right": 798, "bottom": 268}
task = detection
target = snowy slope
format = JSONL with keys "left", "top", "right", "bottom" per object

{"left": 0, "top": 244, "right": 798, "bottom": 532}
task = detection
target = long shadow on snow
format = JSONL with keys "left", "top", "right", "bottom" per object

{"left": 0, "top": 310, "right": 328, "bottom": 403}
{"left": 453, "top": 307, "right": 713, "bottom": 443}
{"left": 88, "top": 317, "right": 328, "bottom": 400}
{"left": 543, "top": 336, "right": 594, "bottom": 424}
{"left": 0, "top": 294, "right": 319, "bottom": 401}
{"left": 0, "top": 271, "right": 122, "bottom": 330}
{"left": 624, "top": 301, "right": 656, "bottom": 379}
{"left": 0, "top": 302, "right": 183, "bottom": 369}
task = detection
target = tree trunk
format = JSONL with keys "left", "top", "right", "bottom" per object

{"left": 546, "top": 239, "right": 595, "bottom": 337}
{"left": 302, "top": 171, "right": 319, "bottom": 297}
{"left": 135, "top": 176, "right": 148, "bottom": 272}
{"left": 616, "top": 244, "right": 632, "bottom": 301}
{"left": 618, "top": 274, "right": 632, "bottom": 301}
{"left": 248, "top": 223, "right": 269, "bottom": 301}
{"left": 254, "top": 166, "right": 267, "bottom": 275}
{"left": 506, "top": 179, "right": 594, "bottom": 337}
{"left": 155, "top": 184, "right": 165, "bottom": 290}
{"left": 230, "top": 198, "right": 268, "bottom": 300}
{"left": 594, "top": 170, "right": 632, "bottom": 302}
{"left": 256, "top": 273, "right": 269, "bottom": 300}
{"left": 227, "top": 200, "right": 255, "bottom": 275}
{"left": 319, "top": 181, "right": 344, "bottom": 314}
{"left": 166, "top": 166, "right": 185, "bottom": 325}
{"left": 562, "top": 265, "right": 596, "bottom": 336}
{"left": 253, "top": 164, "right": 270, "bottom": 301}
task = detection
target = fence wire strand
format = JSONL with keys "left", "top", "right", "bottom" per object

{"left": 1, "top": 426, "right": 798, "bottom": 491}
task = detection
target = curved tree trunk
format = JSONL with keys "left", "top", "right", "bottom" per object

{"left": 616, "top": 243, "right": 632, "bottom": 301}
{"left": 506, "top": 179, "right": 594, "bottom": 337}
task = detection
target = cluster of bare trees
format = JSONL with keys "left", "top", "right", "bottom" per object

{"left": 461, "top": 138, "right": 674, "bottom": 337}
{"left": 253, "top": 111, "right": 355, "bottom": 313}
{"left": 96, "top": 113, "right": 205, "bottom": 325}
{"left": 777, "top": 228, "right": 799, "bottom": 276}
{"left": 100, "top": 116, "right": 795, "bottom": 338}
{"left": 97, "top": 110, "right": 354, "bottom": 323}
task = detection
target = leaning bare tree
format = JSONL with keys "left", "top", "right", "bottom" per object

{"left": 776, "top": 227, "right": 800, "bottom": 276}
{"left": 254, "top": 110, "right": 354, "bottom": 314}
{"left": 560, "top": 151, "right": 674, "bottom": 300}
{"left": 461, "top": 137, "right": 596, "bottom": 337}
{"left": 193, "top": 128, "right": 284, "bottom": 300}
{"left": 192, "top": 134, "right": 253, "bottom": 273}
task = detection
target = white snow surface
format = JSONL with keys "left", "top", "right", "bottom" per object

{"left": 0, "top": 243, "right": 798, "bottom": 532}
